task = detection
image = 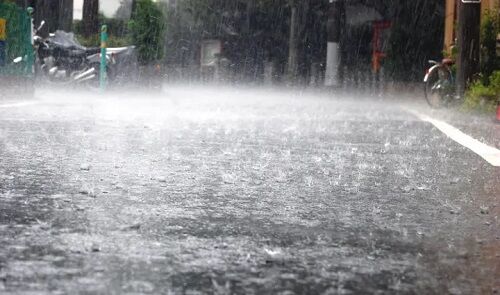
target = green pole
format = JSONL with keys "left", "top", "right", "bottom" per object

{"left": 100, "top": 25, "right": 108, "bottom": 91}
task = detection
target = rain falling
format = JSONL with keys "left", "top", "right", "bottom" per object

{"left": 0, "top": 0, "right": 499, "bottom": 294}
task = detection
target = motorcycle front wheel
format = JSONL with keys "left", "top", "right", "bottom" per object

{"left": 34, "top": 61, "right": 73, "bottom": 87}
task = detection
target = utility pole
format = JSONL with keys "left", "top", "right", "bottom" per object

{"left": 287, "top": 1, "right": 299, "bottom": 83}
{"left": 287, "top": 0, "right": 311, "bottom": 84}
{"left": 325, "top": 0, "right": 343, "bottom": 88}
{"left": 456, "top": 0, "right": 481, "bottom": 96}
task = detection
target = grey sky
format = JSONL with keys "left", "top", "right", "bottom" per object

{"left": 74, "top": 0, "right": 122, "bottom": 20}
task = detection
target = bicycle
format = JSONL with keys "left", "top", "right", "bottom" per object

{"left": 423, "top": 58, "right": 456, "bottom": 108}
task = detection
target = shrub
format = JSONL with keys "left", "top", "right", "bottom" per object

{"left": 74, "top": 15, "right": 129, "bottom": 39}
{"left": 479, "top": 9, "right": 500, "bottom": 85}
{"left": 462, "top": 10, "right": 499, "bottom": 113}
{"left": 74, "top": 14, "right": 130, "bottom": 48}
{"left": 463, "top": 71, "right": 500, "bottom": 112}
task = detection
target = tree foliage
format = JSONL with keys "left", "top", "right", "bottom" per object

{"left": 480, "top": 9, "right": 500, "bottom": 85}
{"left": 462, "top": 9, "right": 499, "bottom": 113}
{"left": 74, "top": 14, "right": 130, "bottom": 48}
{"left": 463, "top": 70, "right": 500, "bottom": 113}
{"left": 128, "top": 0, "right": 166, "bottom": 65}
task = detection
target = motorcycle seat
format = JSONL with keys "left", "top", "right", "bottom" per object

{"left": 66, "top": 49, "right": 87, "bottom": 57}
{"left": 65, "top": 47, "right": 100, "bottom": 58}
{"left": 85, "top": 47, "right": 101, "bottom": 55}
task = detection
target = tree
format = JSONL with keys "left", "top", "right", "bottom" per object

{"left": 82, "top": 0, "right": 99, "bottom": 38}
{"left": 479, "top": 9, "right": 500, "bottom": 85}
{"left": 129, "top": 0, "right": 166, "bottom": 65}
{"left": 17, "top": 0, "right": 72, "bottom": 33}
{"left": 58, "top": 0, "right": 73, "bottom": 31}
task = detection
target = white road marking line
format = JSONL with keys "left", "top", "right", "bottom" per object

{"left": 0, "top": 101, "right": 38, "bottom": 108}
{"left": 410, "top": 111, "right": 500, "bottom": 167}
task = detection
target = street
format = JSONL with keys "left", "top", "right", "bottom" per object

{"left": 0, "top": 87, "right": 499, "bottom": 294}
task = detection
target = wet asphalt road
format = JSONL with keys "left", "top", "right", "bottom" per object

{"left": 0, "top": 87, "right": 499, "bottom": 294}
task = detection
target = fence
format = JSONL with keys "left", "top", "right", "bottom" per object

{"left": 0, "top": 2, "right": 33, "bottom": 77}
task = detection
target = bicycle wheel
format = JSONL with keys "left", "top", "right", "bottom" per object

{"left": 424, "top": 67, "right": 452, "bottom": 108}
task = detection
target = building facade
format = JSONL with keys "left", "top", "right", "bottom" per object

{"left": 444, "top": 0, "right": 499, "bottom": 52}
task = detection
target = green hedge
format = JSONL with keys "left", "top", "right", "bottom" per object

{"left": 462, "top": 9, "right": 500, "bottom": 113}
{"left": 463, "top": 71, "right": 500, "bottom": 113}
{"left": 128, "top": 0, "right": 166, "bottom": 65}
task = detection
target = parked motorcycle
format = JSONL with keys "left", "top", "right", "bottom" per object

{"left": 32, "top": 21, "right": 132, "bottom": 90}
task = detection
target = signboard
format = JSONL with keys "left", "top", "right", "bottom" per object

{"left": 372, "top": 21, "right": 391, "bottom": 73}
{"left": 200, "top": 40, "right": 222, "bottom": 67}
{"left": 0, "top": 18, "right": 5, "bottom": 66}
{"left": 0, "top": 4, "right": 34, "bottom": 77}
{"left": 0, "top": 18, "right": 6, "bottom": 41}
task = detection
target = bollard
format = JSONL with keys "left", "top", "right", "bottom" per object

{"left": 100, "top": 25, "right": 108, "bottom": 91}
